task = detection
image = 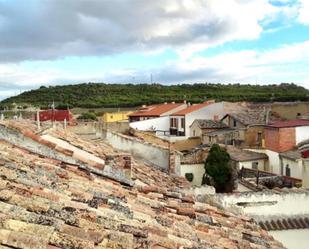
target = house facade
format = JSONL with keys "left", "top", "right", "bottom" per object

{"left": 250, "top": 119, "right": 309, "bottom": 180}
{"left": 169, "top": 101, "right": 228, "bottom": 139}
{"left": 129, "top": 102, "right": 187, "bottom": 122}
{"left": 189, "top": 119, "right": 227, "bottom": 143}
{"left": 102, "top": 111, "right": 132, "bottom": 123}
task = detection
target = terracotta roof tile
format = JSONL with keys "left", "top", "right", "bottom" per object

{"left": 129, "top": 103, "right": 184, "bottom": 117}
{"left": 268, "top": 119, "right": 309, "bottom": 128}
{"left": 172, "top": 101, "right": 213, "bottom": 116}
{"left": 0, "top": 121, "right": 285, "bottom": 249}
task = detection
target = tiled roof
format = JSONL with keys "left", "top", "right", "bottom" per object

{"left": 227, "top": 109, "right": 281, "bottom": 126}
{"left": 191, "top": 119, "right": 228, "bottom": 129}
{"left": 172, "top": 101, "right": 213, "bottom": 116}
{"left": 268, "top": 119, "right": 309, "bottom": 128}
{"left": 259, "top": 217, "right": 309, "bottom": 231}
{"left": 0, "top": 121, "right": 284, "bottom": 249}
{"left": 279, "top": 150, "right": 302, "bottom": 161}
{"left": 129, "top": 103, "right": 183, "bottom": 117}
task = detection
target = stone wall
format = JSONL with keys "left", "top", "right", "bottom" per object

{"left": 104, "top": 130, "right": 181, "bottom": 174}
{"left": 216, "top": 190, "right": 309, "bottom": 217}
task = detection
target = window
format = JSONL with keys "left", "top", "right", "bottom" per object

{"left": 209, "top": 136, "right": 212, "bottom": 142}
{"left": 110, "top": 115, "right": 113, "bottom": 119}
{"left": 193, "top": 130, "right": 196, "bottom": 136}
{"left": 233, "top": 119, "right": 237, "bottom": 127}
{"left": 181, "top": 118, "right": 185, "bottom": 129}
{"left": 170, "top": 118, "right": 178, "bottom": 128}
{"left": 285, "top": 165, "right": 291, "bottom": 177}
{"left": 252, "top": 162, "right": 259, "bottom": 170}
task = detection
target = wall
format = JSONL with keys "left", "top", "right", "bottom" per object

{"left": 247, "top": 149, "right": 279, "bottom": 173}
{"left": 272, "top": 102, "right": 309, "bottom": 120}
{"left": 281, "top": 157, "right": 303, "bottom": 179}
{"left": 238, "top": 159, "right": 266, "bottom": 171}
{"left": 185, "top": 102, "right": 226, "bottom": 138}
{"left": 173, "top": 137, "right": 201, "bottom": 151}
{"left": 244, "top": 126, "right": 264, "bottom": 148}
{"left": 295, "top": 126, "right": 309, "bottom": 144}
{"left": 265, "top": 127, "right": 296, "bottom": 152}
{"left": 189, "top": 121, "right": 202, "bottom": 137}
{"left": 303, "top": 160, "right": 309, "bottom": 188}
{"left": 104, "top": 130, "right": 181, "bottom": 173}
{"left": 102, "top": 111, "right": 132, "bottom": 123}
{"left": 270, "top": 229, "right": 309, "bottom": 249}
{"left": 180, "top": 164, "right": 205, "bottom": 186}
{"left": 129, "top": 116, "right": 170, "bottom": 132}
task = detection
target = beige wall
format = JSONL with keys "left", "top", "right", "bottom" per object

{"left": 238, "top": 159, "right": 266, "bottom": 171}
{"left": 180, "top": 164, "right": 205, "bottom": 186}
{"left": 272, "top": 102, "right": 309, "bottom": 120}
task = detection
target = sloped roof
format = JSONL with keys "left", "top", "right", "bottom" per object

{"left": 0, "top": 121, "right": 284, "bottom": 249}
{"left": 279, "top": 150, "right": 302, "bottom": 161}
{"left": 191, "top": 119, "right": 228, "bottom": 129}
{"left": 172, "top": 101, "right": 213, "bottom": 116}
{"left": 268, "top": 119, "right": 309, "bottom": 128}
{"left": 129, "top": 103, "right": 184, "bottom": 117}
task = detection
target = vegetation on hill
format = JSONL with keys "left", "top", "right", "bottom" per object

{"left": 1, "top": 83, "right": 308, "bottom": 109}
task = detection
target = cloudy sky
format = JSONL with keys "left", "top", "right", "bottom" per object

{"left": 0, "top": 0, "right": 308, "bottom": 99}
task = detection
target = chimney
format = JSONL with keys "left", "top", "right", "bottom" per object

{"left": 183, "top": 100, "right": 187, "bottom": 104}
{"left": 172, "top": 101, "right": 175, "bottom": 104}
{"left": 164, "top": 102, "right": 167, "bottom": 105}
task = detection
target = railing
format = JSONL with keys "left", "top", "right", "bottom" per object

{"left": 240, "top": 167, "right": 302, "bottom": 188}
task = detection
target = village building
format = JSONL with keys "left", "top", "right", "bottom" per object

{"left": 128, "top": 102, "right": 187, "bottom": 122}
{"left": 227, "top": 146, "right": 269, "bottom": 171}
{"left": 102, "top": 111, "right": 133, "bottom": 123}
{"left": 189, "top": 119, "right": 228, "bottom": 143}
{"left": 34, "top": 109, "right": 74, "bottom": 122}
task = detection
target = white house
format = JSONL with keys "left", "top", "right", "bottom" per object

{"left": 168, "top": 101, "right": 231, "bottom": 140}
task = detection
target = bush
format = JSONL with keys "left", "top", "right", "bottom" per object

{"left": 77, "top": 112, "right": 98, "bottom": 121}
{"left": 185, "top": 173, "right": 194, "bottom": 182}
{"left": 202, "top": 144, "right": 233, "bottom": 193}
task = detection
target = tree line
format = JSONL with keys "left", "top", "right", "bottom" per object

{"left": 1, "top": 82, "right": 308, "bottom": 109}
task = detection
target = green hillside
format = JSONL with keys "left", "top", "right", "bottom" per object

{"left": 1, "top": 83, "right": 309, "bottom": 109}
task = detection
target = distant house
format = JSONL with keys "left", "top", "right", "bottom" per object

{"left": 190, "top": 119, "right": 227, "bottom": 143}
{"left": 129, "top": 102, "right": 187, "bottom": 122}
{"left": 35, "top": 109, "right": 73, "bottom": 122}
{"left": 257, "top": 119, "right": 309, "bottom": 176}
{"left": 279, "top": 141, "right": 309, "bottom": 188}
{"left": 226, "top": 146, "right": 269, "bottom": 171}
{"left": 216, "top": 109, "right": 282, "bottom": 148}
{"left": 102, "top": 111, "right": 132, "bottom": 123}
{"left": 169, "top": 101, "right": 230, "bottom": 139}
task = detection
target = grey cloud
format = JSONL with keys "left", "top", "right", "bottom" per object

{"left": 0, "top": 0, "right": 269, "bottom": 62}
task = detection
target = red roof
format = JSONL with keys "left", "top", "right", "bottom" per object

{"left": 172, "top": 101, "right": 213, "bottom": 116}
{"left": 268, "top": 119, "right": 309, "bottom": 128}
{"left": 35, "top": 110, "right": 73, "bottom": 122}
{"left": 129, "top": 103, "right": 184, "bottom": 117}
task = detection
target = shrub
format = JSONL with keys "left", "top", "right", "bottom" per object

{"left": 185, "top": 173, "right": 194, "bottom": 182}
{"left": 77, "top": 112, "right": 98, "bottom": 121}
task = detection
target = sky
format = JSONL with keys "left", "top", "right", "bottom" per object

{"left": 0, "top": 0, "right": 309, "bottom": 99}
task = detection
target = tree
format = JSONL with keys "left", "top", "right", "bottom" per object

{"left": 77, "top": 112, "right": 98, "bottom": 121}
{"left": 202, "top": 144, "right": 233, "bottom": 193}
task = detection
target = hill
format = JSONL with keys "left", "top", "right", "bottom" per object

{"left": 1, "top": 82, "right": 309, "bottom": 108}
